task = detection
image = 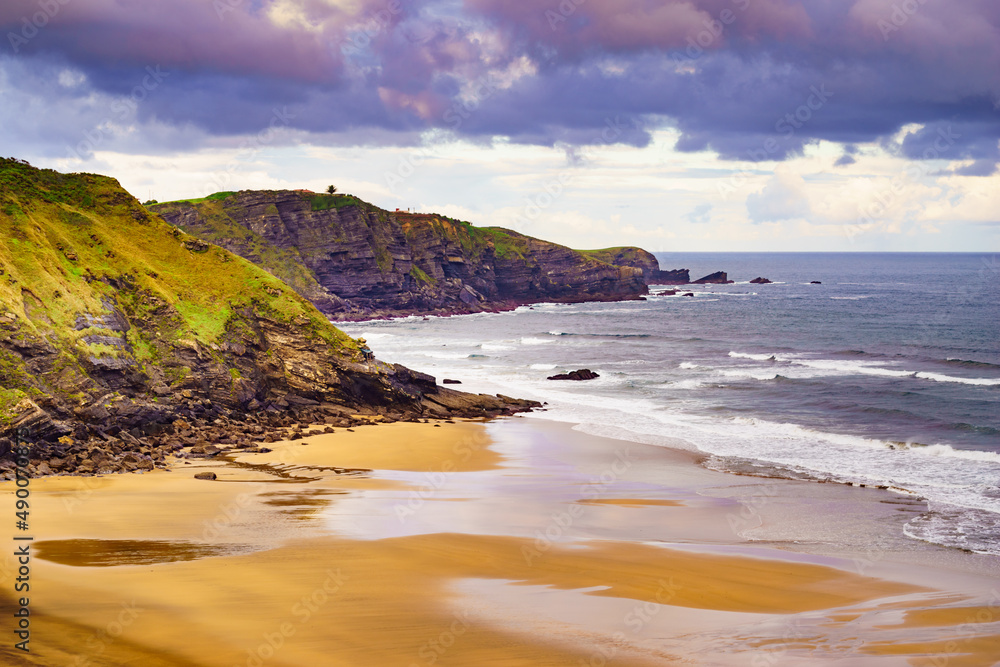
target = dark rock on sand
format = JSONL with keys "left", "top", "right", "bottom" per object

{"left": 194, "top": 472, "right": 217, "bottom": 480}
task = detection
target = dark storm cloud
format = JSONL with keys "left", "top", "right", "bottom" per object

{"left": 2, "top": 0, "right": 999, "bottom": 170}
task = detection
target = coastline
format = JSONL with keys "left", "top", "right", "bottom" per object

{"left": 3, "top": 418, "right": 999, "bottom": 666}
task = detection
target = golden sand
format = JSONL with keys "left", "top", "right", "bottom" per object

{"left": 576, "top": 498, "right": 684, "bottom": 507}
{"left": 1, "top": 420, "right": 997, "bottom": 666}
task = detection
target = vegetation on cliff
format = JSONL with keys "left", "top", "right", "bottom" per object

{"left": 153, "top": 191, "right": 649, "bottom": 319}
{"left": 0, "top": 161, "right": 534, "bottom": 476}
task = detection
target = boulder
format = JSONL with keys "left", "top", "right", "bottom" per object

{"left": 547, "top": 369, "right": 600, "bottom": 381}
{"left": 442, "top": 379, "right": 462, "bottom": 384}
{"left": 194, "top": 472, "right": 217, "bottom": 480}
{"left": 749, "top": 277, "right": 772, "bottom": 284}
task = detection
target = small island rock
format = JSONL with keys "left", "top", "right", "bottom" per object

{"left": 547, "top": 369, "right": 600, "bottom": 381}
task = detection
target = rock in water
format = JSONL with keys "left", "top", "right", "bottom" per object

{"left": 749, "top": 277, "right": 772, "bottom": 284}
{"left": 547, "top": 369, "right": 600, "bottom": 381}
{"left": 692, "top": 271, "right": 734, "bottom": 284}
{"left": 442, "top": 379, "right": 462, "bottom": 384}
{"left": 810, "top": 280, "right": 822, "bottom": 284}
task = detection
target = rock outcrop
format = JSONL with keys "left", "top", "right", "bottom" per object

{"left": 153, "top": 193, "right": 648, "bottom": 320}
{"left": 0, "top": 160, "right": 538, "bottom": 478}
{"left": 580, "top": 250, "right": 693, "bottom": 285}
{"left": 692, "top": 271, "right": 734, "bottom": 284}
{"left": 652, "top": 269, "right": 691, "bottom": 284}
{"left": 547, "top": 369, "right": 600, "bottom": 381}
{"left": 749, "top": 277, "right": 772, "bottom": 284}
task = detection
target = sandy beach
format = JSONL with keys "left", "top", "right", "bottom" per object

{"left": 2, "top": 418, "right": 999, "bottom": 666}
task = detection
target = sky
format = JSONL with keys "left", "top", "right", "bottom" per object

{"left": 2, "top": 0, "right": 999, "bottom": 252}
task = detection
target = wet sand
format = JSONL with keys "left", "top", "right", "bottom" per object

{"left": 2, "top": 418, "right": 999, "bottom": 666}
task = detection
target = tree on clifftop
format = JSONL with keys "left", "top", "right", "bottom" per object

{"left": 326, "top": 185, "right": 338, "bottom": 194}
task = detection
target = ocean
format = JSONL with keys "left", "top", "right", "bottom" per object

{"left": 340, "top": 252, "right": 1000, "bottom": 556}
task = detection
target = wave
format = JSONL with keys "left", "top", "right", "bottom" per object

{"left": 727, "top": 417, "right": 1000, "bottom": 464}
{"left": 914, "top": 372, "right": 1000, "bottom": 386}
{"left": 730, "top": 352, "right": 1000, "bottom": 386}
{"left": 419, "top": 350, "right": 476, "bottom": 360}
{"left": 951, "top": 422, "right": 1000, "bottom": 436}
{"left": 546, "top": 331, "right": 653, "bottom": 339}
{"left": 728, "top": 351, "right": 777, "bottom": 361}
{"left": 529, "top": 363, "right": 557, "bottom": 370}
{"left": 944, "top": 358, "right": 1000, "bottom": 370}
{"left": 716, "top": 369, "right": 779, "bottom": 381}
{"left": 678, "top": 362, "right": 700, "bottom": 370}
{"left": 481, "top": 342, "right": 515, "bottom": 351}
{"left": 520, "top": 337, "right": 555, "bottom": 345}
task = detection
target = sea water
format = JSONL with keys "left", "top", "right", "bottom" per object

{"left": 341, "top": 252, "right": 1000, "bottom": 555}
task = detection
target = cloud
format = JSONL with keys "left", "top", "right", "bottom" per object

{"left": 835, "top": 143, "right": 858, "bottom": 166}
{"left": 746, "top": 170, "right": 810, "bottom": 223}
{"left": 0, "top": 0, "right": 997, "bottom": 175}
{"left": 687, "top": 202, "right": 712, "bottom": 223}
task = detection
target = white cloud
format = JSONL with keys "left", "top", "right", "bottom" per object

{"left": 745, "top": 170, "right": 811, "bottom": 223}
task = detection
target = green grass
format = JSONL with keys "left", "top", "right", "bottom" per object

{"left": 409, "top": 265, "right": 435, "bottom": 285}
{"left": 149, "top": 191, "right": 236, "bottom": 207}
{"left": 310, "top": 194, "right": 362, "bottom": 211}
{"left": 0, "top": 159, "right": 363, "bottom": 404}
{"left": 159, "top": 200, "right": 333, "bottom": 302}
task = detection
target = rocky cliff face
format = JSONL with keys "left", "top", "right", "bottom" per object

{"left": 0, "top": 161, "right": 535, "bottom": 478}
{"left": 652, "top": 269, "right": 691, "bottom": 284}
{"left": 153, "top": 192, "right": 648, "bottom": 320}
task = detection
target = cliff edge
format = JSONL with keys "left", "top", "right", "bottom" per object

{"left": 0, "top": 161, "right": 535, "bottom": 478}
{"left": 152, "top": 191, "right": 649, "bottom": 320}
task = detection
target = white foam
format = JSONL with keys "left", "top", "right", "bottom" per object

{"left": 792, "top": 359, "right": 914, "bottom": 378}
{"left": 529, "top": 363, "right": 557, "bottom": 370}
{"left": 908, "top": 443, "right": 1000, "bottom": 462}
{"left": 521, "top": 337, "right": 555, "bottom": 345}
{"left": 481, "top": 342, "right": 516, "bottom": 351}
{"left": 914, "top": 372, "right": 1000, "bottom": 386}
{"left": 420, "top": 350, "right": 474, "bottom": 359}
{"left": 727, "top": 353, "right": 1000, "bottom": 386}
{"left": 678, "top": 362, "right": 700, "bottom": 370}
{"left": 728, "top": 351, "right": 775, "bottom": 361}
{"left": 716, "top": 369, "right": 779, "bottom": 381}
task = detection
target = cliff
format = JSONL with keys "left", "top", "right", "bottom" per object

{"left": 0, "top": 161, "right": 534, "bottom": 478}
{"left": 152, "top": 192, "right": 649, "bottom": 320}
